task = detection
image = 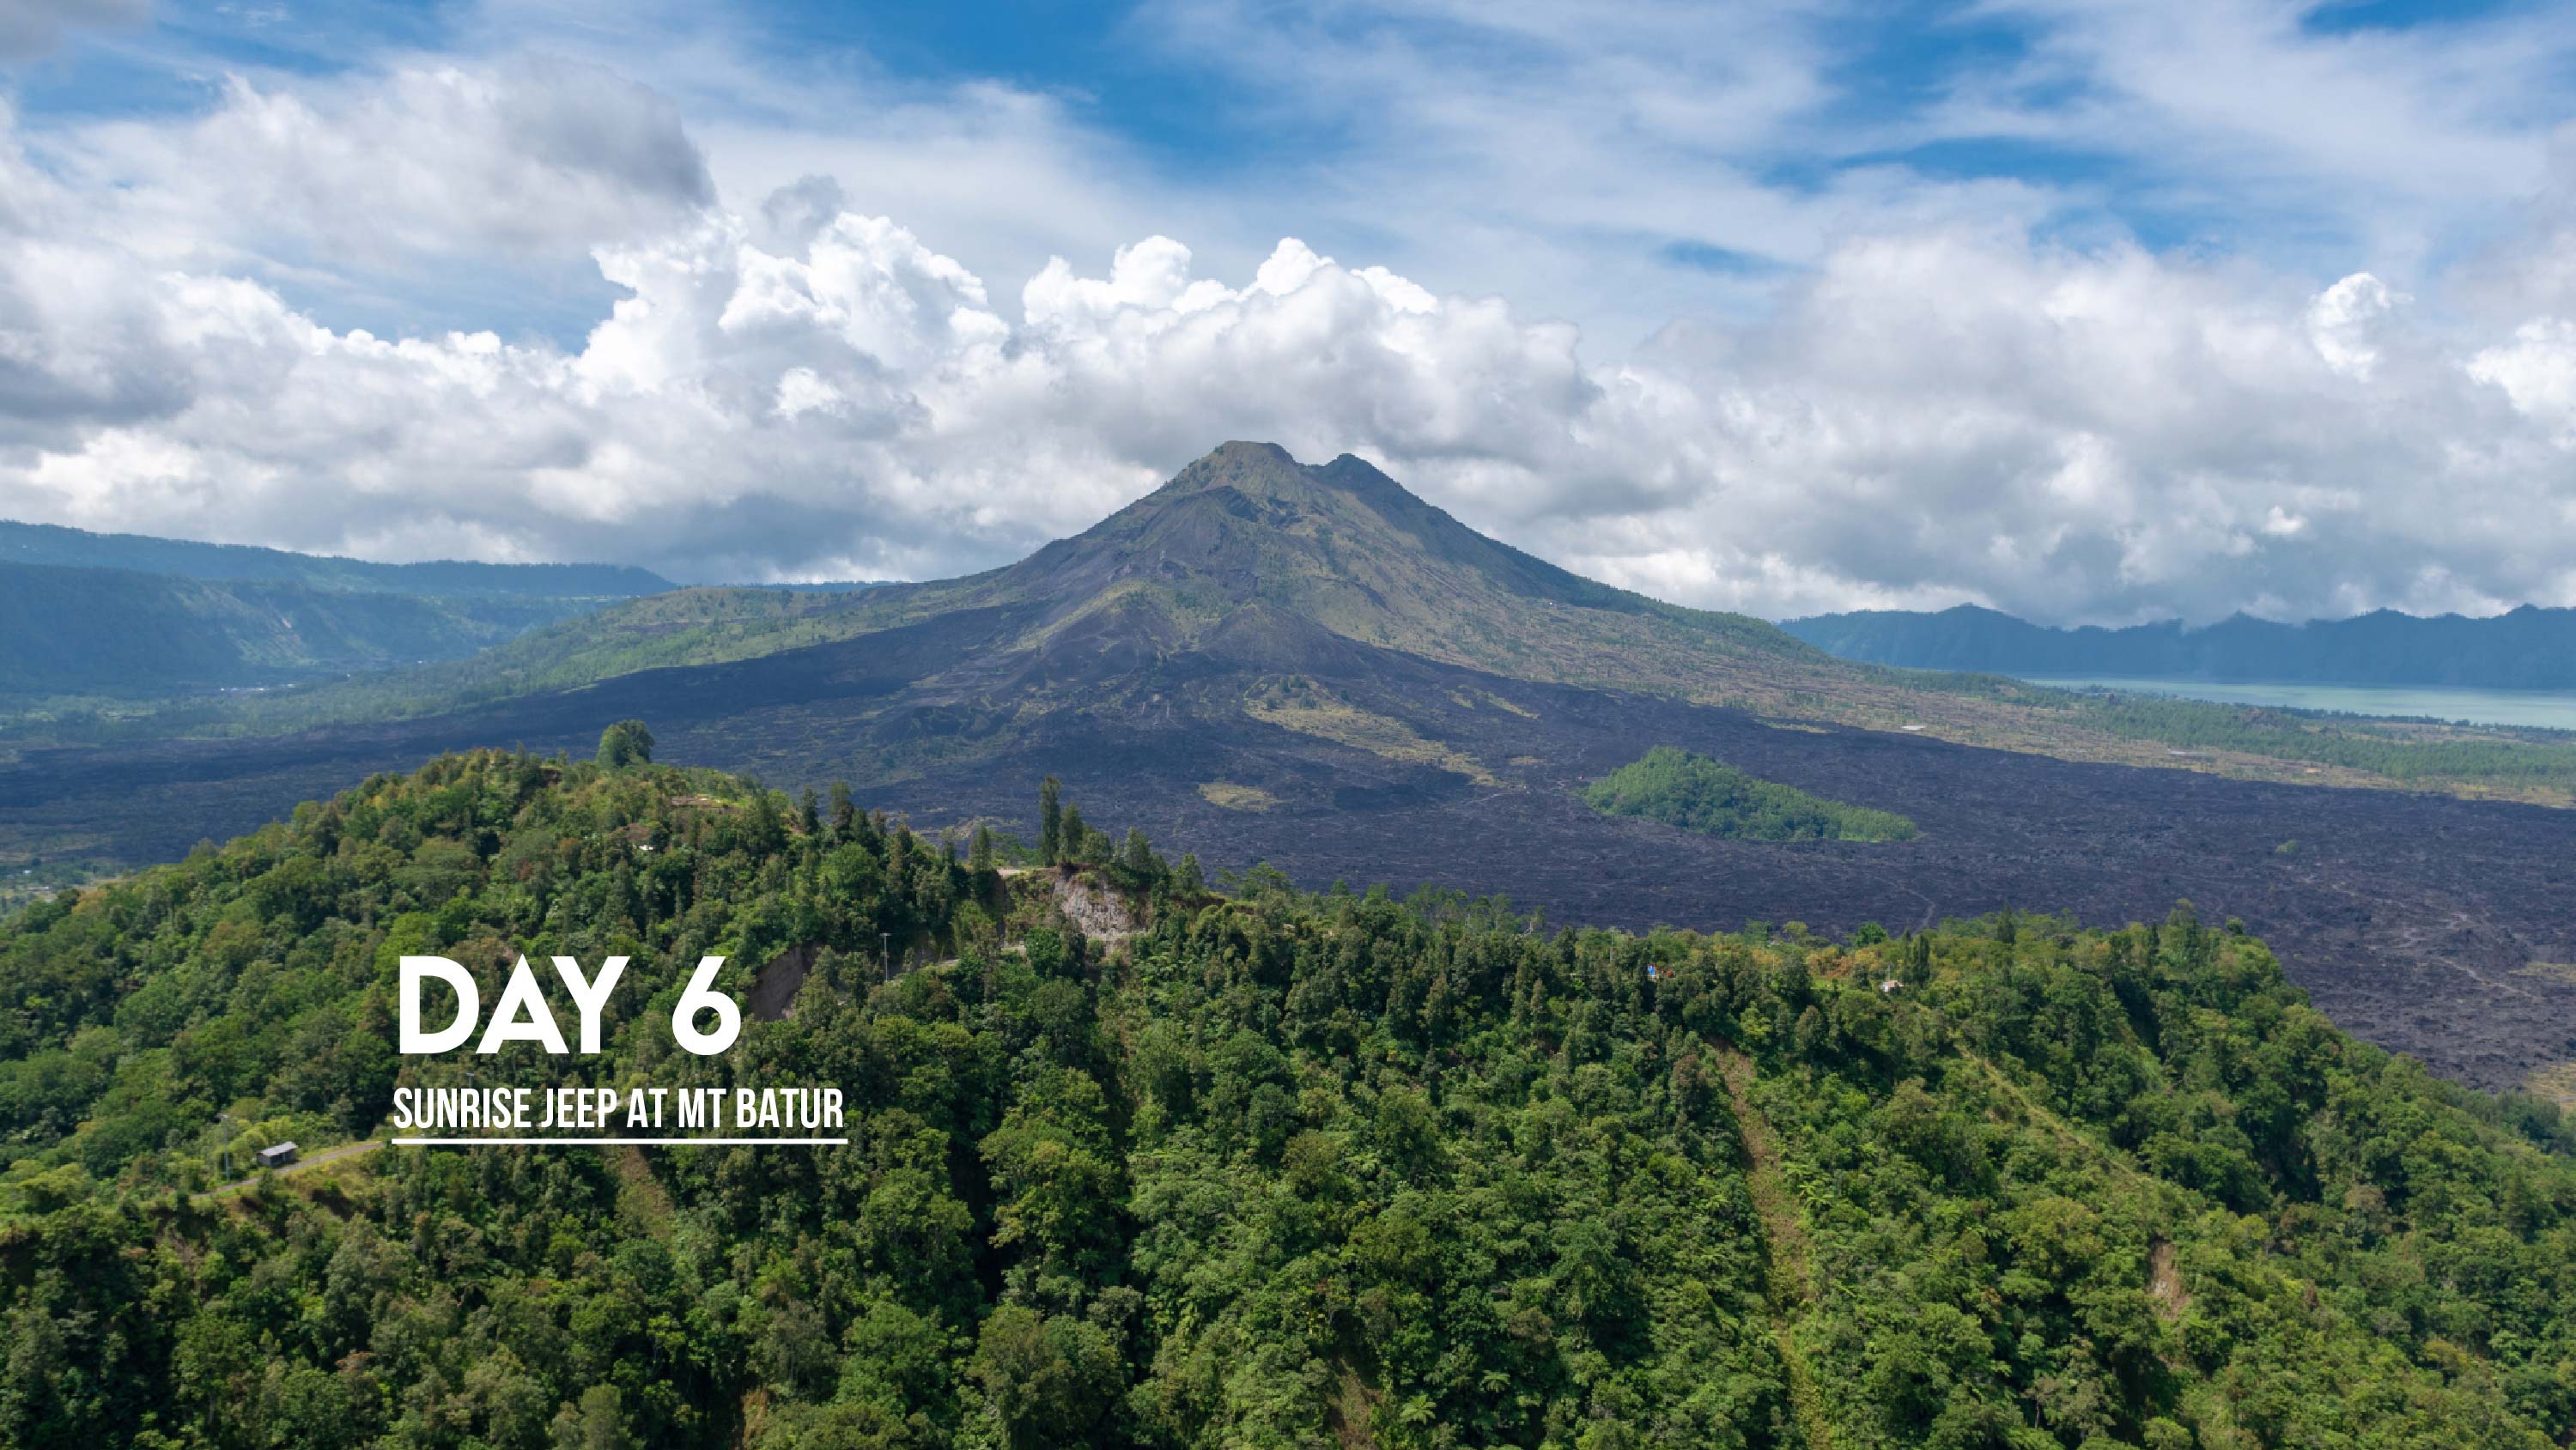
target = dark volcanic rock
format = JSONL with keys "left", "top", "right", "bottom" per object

{"left": 8, "top": 626, "right": 2572, "bottom": 1090}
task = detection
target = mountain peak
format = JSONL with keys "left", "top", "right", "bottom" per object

{"left": 1163, "top": 439, "right": 1296, "bottom": 476}
{"left": 1208, "top": 440, "right": 1297, "bottom": 464}
{"left": 972, "top": 441, "right": 1807, "bottom": 680}
{"left": 1154, "top": 442, "right": 1412, "bottom": 507}
{"left": 1111, "top": 443, "right": 1522, "bottom": 567}
{"left": 1151, "top": 440, "right": 1346, "bottom": 505}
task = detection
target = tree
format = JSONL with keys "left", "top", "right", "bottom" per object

{"left": 550, "top": 1384, "right": 636, "bottom": 1450}
{"left": 746, "top": 788, "right": 788, "bottom": 857}
{"left": 1059, "top": 804, "right": 1087, "bottom": 865}
{"left": 1118, "top": 828, "right": 1160, "bottom": 884}
{"left": 596, "top": 719, "right": 654, "bottom": 767}
{"left": 1039, "top": 777, "right": 1063, "bottom": 866}
{"left": 969, "top": 824, "right": 998, "bottom": 873}
{"left": 969, "top": 1306, "right": 1121, "bottom": 1450}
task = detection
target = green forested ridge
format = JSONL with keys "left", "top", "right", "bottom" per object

{"left": 1583, "top": 746, "right": 1919, "bottom": 842}
{"left": 2, "top": 752, "right": 2573, "bottom": 1447}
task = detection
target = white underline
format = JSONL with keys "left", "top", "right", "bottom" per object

{"left": 391, "top": 1137, "right": 848, "bottom": 1146}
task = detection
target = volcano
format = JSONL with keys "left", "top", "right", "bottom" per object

{"left": 697, "top": 440, "right": 1851, "bottom": 711}
{"left": 5, "top": 443, "right": 2576, "bottom": 1089}
{"left": 951, "top": 440, "right": 1807, "bottom": 674}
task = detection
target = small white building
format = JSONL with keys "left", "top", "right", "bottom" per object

{"left": 1878, "top": 979, "right": 1903, "bottom": 994}
{"left": 257, "top": 1142, "right": 298, "bottom": 1169}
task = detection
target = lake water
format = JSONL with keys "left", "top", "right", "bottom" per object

{"left": 2012, "top": 676, "right": 2576, "bottom": 732}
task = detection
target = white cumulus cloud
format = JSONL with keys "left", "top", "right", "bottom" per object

{"left": 8, "top": 56, "right": 2576, "bottom": 623}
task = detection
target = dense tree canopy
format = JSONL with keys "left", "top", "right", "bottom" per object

{"left": 0, "top": 752, "right": 2569, "bottom": 1447}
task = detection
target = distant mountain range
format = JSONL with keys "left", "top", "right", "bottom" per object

{"left": 1783, "top": 603, "right": 2576, "bottom": 690}
{"left": 0, "top": 520, "right": 677, "bottom": 697}
{"left": 0, "top": 519, "right": 673, "bottom": 597}
{"left": 0, "top": 562, "right": 624, "bottom": 695}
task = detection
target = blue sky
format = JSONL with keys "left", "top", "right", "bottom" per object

{"left": 19, "top": 0, "right": 2565, "bottom": 345}
{"left": 4, "top": 0, "right": 2576, "bottom": 622}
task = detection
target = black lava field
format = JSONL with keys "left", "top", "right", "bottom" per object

{"left": 8, "top": 616, "right": 2573, "bottom": 1092}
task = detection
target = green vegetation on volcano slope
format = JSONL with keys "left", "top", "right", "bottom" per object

{"left": 4, "top": 755, "right": 2575, "bottom": 1447}
{"left": 1583, "top": 745, "right": 1918, "bottom": 841}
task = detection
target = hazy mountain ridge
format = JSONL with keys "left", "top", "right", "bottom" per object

{"left": 0, "top": 561, "right": 611, "bottom": 695}
{"left": 1788, "top": 602, "right": 2576, "bottom": 689}
{"left": 0, "top": 519, "right": 683, "bottom": 697}
{"left": 0, "top": 519, "right": 674, "bottom": 598}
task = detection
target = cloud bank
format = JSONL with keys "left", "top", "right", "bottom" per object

{"left": 4, "top": 48, "right": 2576, "bottom": 623}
